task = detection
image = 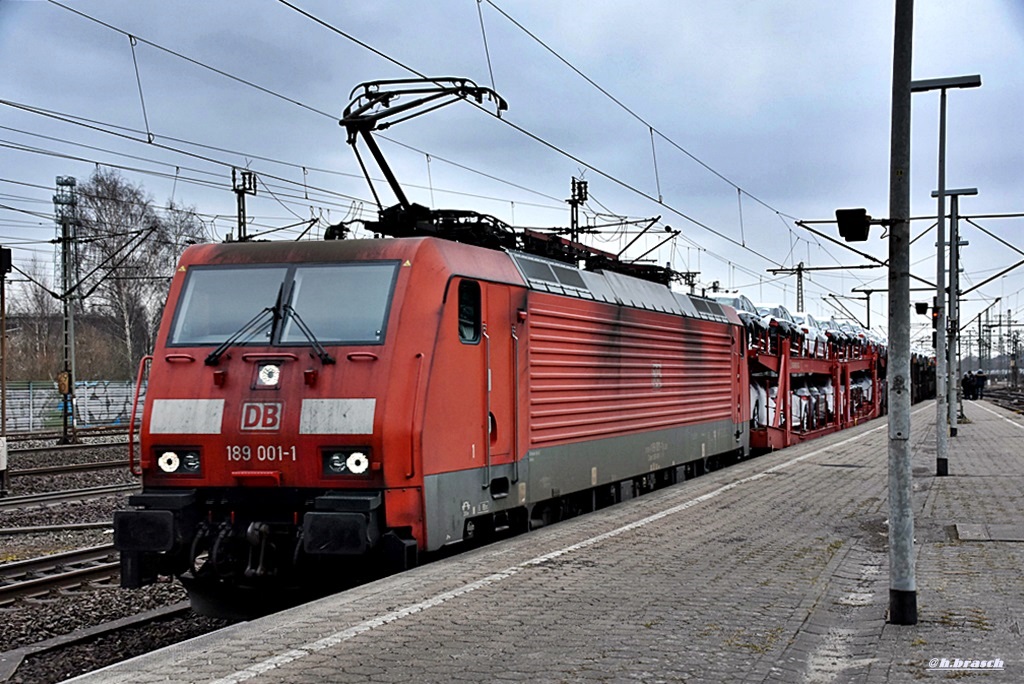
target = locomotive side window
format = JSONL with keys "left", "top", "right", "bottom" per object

{"left": 170, "top": 266, "right": 288, "bottom": 345}
{"left": 458, "top": 280, "right": 481, "bottom": 344}
{"left": 281, "top": 263, "right": 398, "bottom": 345}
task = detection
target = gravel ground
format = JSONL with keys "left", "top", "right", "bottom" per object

{"left": 1, "top": 578, "right": 190, "bottom": 651}
{"left": 4, "top": 441, "right": 136, "bottom": 498}
{"left": 10, "top": 608, "right": 235, "bottom": 684}
{"left": 0, "top": 523, "right": 115, "bottom": 563}
{"left": 0, "top": 438, "right": 237, "bottom": 684}
{"left": 2, "top": 439, "right": 134, "bottom": 556}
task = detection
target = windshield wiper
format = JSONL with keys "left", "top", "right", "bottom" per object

{"left": 282, "top": 304, "right": 336, "bottom": 365}
{"left": 204, "top": 307, "right": 276, "bottom": 366}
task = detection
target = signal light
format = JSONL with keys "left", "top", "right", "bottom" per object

{"left": 931, "top": 297, "right": 939, "bottom": 329}
{"left": 836, "top": 208, "right": 870, "bottom": 242}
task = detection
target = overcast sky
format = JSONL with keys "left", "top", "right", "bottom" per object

{"left": 1, "top": 1, "right": 1021, "bottom": 351}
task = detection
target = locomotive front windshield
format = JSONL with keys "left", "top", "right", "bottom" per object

{"left": 280, "top": 264, "right": 396, "bottom": 344}
{"left": 169, "top": 262, "right": 399, "bottom": 346}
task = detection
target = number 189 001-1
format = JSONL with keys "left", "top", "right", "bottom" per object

{"left": 226, "top": 445, "right": 297, "bottom": 462}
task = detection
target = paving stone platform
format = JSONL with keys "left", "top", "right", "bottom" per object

{"left": 69, "top": 398, "right": 1024, "bottom": 683}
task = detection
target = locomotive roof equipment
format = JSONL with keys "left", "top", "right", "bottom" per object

{"left": 336, "top": 76, "right": 681, "bottom": 287}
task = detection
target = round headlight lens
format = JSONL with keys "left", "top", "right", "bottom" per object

{"left": 346, "top": 452, "right": 369, "bottom": 474}
{"left": 257, "top": 364, "right": 281, "bottom": 387}
{"left": 158, "top": 451, "right": 180, "bottom": 473}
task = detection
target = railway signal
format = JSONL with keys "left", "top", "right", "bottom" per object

{"left": 835, "top": 208, "right": 871, "bottom": 242}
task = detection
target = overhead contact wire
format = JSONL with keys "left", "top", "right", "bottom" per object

{"left": 482, "top": 0, "right": 799, "bottom": 222}
{"left": 269, "top": 1, "right": 786, "bottom": 269}
{"left": 50, "top": 0, "right": 757, "bottom": 276}
{"left": 6, "top": 0, "right": 569, "bottom": 213}
{"left": 45, "top": 0, "right": 816, "bottom": 296}
{"left": 46, "top": 0, "right": 337, "bottom": 121}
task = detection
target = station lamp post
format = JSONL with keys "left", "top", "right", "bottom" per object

{"left": 833, "top": 0, "right": 916, "bottom": 622}
{"left": 829, "top": 13, "right": 981, "bottom": 628}
{"left": 931, "top": 186, "right": 977, "bottom": 436}
{"left": 910, "top": 74, "right": 981, "bottom": 476}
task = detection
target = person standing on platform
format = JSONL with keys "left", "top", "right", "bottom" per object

{"left": 963, "top": 372, "right": 976, "bottom": 401}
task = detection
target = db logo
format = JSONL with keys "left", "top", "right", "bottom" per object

{"left": 240, "top": 402, "right": 283, "bottom": 431}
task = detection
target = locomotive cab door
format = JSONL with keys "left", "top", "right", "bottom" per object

{"left": 454, "top": 279, "right": 516, "bottom": 490}
{"left": 483, "top": 284, "right": 515, "bottom": 471}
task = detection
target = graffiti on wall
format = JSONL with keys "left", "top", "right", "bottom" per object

{"left": 3, "top": 381, "right": 145, "bottom": 432}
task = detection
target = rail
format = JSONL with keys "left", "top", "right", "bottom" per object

{"left": 982, "top": 386, "right": 1024, "bottom": 413}
{"left": 0, "top": 483, "right": 139, "bottom": 510}
{"left": 0, "top": 544, "right": 119, "bottom": 604}
{"left": 3, "top": 425, "right": 130, "bottom": 444}
{"left": 9, "top": 459, "right": 128, "bottom": 477}
{"left": 0, "top": 522, "right": 112, "bottom": 536}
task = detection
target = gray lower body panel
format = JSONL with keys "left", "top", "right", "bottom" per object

{"left": 526, "top": 418, "right": 743, "bottom": 500}
{"left": 422, "top": 418, "right": 746, "bottom": 551}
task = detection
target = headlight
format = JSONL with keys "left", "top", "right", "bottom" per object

{"left": 322, "top": 448, "right": 372, "bottom": 476}
{"left": 346, "top": 452, "right": 369, "bottom": 474}
{"left": 157, "top": 451, "right": 180, "bottom": 473}
{"left": 256, "top": 363, "right": 281, "bottom": 388}
{"left": 155, "top": 448, "right": 202, "bottom": 475}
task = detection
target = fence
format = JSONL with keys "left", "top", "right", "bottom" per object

{"left": 2, "top": 380, "right": 145, "bottom": 433}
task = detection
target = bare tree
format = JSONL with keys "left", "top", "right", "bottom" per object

{"left": 150, "top": 200, "right": 207, "bottom": 347}
{"left": 73, "top": 169, "right": 207, "bottom": 375}
{"left": 7, "top": 257, "right": 139, "bottom": 380}
{"left": 7, "top": 257, "right": 62, "bottom": 380}
{"left": 5, "top": 173, "right": 208, "bottom": 380}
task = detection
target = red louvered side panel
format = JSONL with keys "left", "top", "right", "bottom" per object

{"left": 527, "top": 293, "right": 736, "bottom": 447}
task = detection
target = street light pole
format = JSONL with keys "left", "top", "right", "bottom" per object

{"left": 887, "top": 0, "right": 916, "bottom": 626}
{"left": 934, "top": 87, "right": 949, "bottom": 473}
{"left": 911, "top": 73, "right": 981, "bottom": 476}
{"left": 932, "top": 187, "right": 977, "bottom": 435}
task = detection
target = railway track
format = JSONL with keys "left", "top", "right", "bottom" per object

{"left": 0, "top": 483, "right": 138, "bottom": 510}
{"left": 0, "top": 544, "right": 120, "bottom": 605}
{"left": 8, "top": 459, "right": 128, "bottom": 477}
{"left": 981, "top": 386, "right": 1024, "bottom": 413}
{"left": 8, "top": 441, "right": 130, "bottom": 459}
{"left": 3, "top": 425, "right": 130, "bottom": 445}
{"left": 0, "top": 521, "right": 112, "bottom": 536}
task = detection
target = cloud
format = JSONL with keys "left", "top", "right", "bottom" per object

{"left": 0, "top": 0, "right": 1020, "bottom": 325}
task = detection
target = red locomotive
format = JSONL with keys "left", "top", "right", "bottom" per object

{"left": 115, "top": 232, "right": 751, "bottom": 614}
{"left": 113, "top": 78, "right": 902, "bottom": 615}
